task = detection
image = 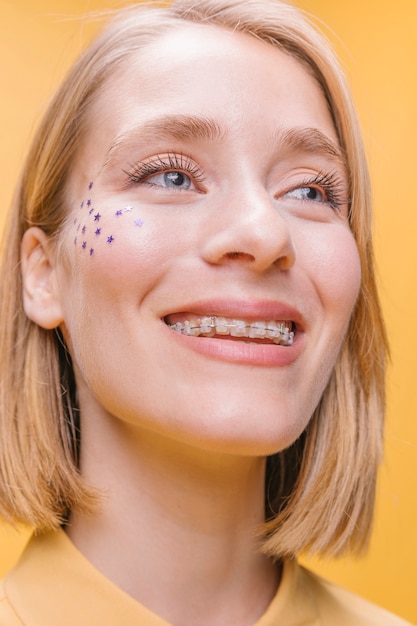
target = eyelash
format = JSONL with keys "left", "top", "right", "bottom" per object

{"left": 124, "top": 153, "right": 206, "bottom": 187}
{"left": 295, "top": 170, "right": 349, "bottom": 212}
{"left": 123, "top": 156, "right": 348, "bottom": 212}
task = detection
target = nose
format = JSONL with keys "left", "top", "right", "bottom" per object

{"left": 202, "top": 188, "right": 296, "bottom": 273}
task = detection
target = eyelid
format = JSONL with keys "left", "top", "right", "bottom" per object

{"left": 283, "top": 170, "right": 350, "bottom": 212}
{"left": 123, "top": 152, "right": 206, "bottom": 189}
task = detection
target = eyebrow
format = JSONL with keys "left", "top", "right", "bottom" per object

{"left": 102, "top": 114, "right": 346, "bottom": 171}
{"left": 102, "top": 114, "right": 224, "bottom": 169}
{"left": 272, "top": 126, "right": 347, "bottom": 169}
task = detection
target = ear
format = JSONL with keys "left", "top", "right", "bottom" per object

{"left": 21, "top": 227, "right": 65, "bottom": 329}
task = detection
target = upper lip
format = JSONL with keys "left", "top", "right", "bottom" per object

{"left": 162, "top": 298, "right": 305, "bottom": 331}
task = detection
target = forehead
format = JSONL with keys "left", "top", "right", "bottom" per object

{"left": 75, "top": 22, "right": 338, "bottom": 177}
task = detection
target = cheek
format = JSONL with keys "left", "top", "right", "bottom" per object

{"left": 66, "top": 179, "right": 178, "bottom": 288}
{"left": 70, "top": 181, "right": 146, "bottom": 258}
{"left": 330, "top": 232, "right": 361, "bottom": 313}
{"left": 303, "top": 224, "right": 361, "bottom": 317}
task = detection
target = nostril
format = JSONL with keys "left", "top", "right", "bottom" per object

{"left": 225, "top": 251, "right": 254, "bottom": 261}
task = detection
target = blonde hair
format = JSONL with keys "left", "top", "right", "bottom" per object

{"left": 0, "top": 0, "right": 387, "bottom": 557}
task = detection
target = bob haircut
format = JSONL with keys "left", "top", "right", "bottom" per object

{"left": 0, "top": 0, "right": 387, "bottom": 558}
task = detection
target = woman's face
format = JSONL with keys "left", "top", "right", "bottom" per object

{"left": 56, "top": 23, "right": 361, "bottom": 456}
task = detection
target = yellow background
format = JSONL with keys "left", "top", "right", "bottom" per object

{"left": 0, "top": 1, "right": 416, "bottom": 623}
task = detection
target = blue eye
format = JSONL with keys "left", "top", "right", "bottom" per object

{"left": 125, "top": 153, "right": 205, "bottom": 191}
{"left": 285, "top": 186, "right": 326, "bottom": 203}
{"left": 281, "top": 171, "right": 349, "bottom": 212}
{"left": 147, "top": 171, "right": 193, "bottom": 190}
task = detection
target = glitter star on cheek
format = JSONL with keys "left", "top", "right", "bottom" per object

{"left": 115, "top": 209, "right": 123, "bottom": 216}
{"left": 124, "top": 205, "right": 133, "bottom": 212}
{"left": 94, "top": 213, "right": 101, "bottom": 221}
{"left": 107, "top": 235, "right": 114, "bottom": 243}
{"left": 95, "top": 228, "right": 101, "bottom": 236}
{"left": 134, "top": 219, "right": 143, "bottom": 227}
{"left": 88, "top": 181, "right": 94, "bottom": 190}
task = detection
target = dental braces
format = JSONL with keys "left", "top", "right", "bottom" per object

{"left": 169, "top": 316, "right": 294, "bottom": 346}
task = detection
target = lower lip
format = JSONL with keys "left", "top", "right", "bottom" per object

{"left": 166, "top": 327, "right": 303, "bottom": 367}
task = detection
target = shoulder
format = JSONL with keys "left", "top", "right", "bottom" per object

{"left": 0, "top": 579, "right": 23, "bottom": 625}
{"left": 298, "top": 565, "right": 414, "bottom": 626}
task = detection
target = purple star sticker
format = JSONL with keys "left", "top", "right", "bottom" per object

{"left": 107, "top": 235, "right": 114, "bottom": 243}
{"left": 94, "top": 213, "right": 101, "bottom": 221}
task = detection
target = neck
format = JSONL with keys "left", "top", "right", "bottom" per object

{"left": 66, "top": 420, "right": 280, "bottom": 626}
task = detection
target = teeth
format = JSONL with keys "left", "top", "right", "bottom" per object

{"left": 215, "top": 316, "right": 229, "bottom": 335}
{"left": 249, "top": 321, "right": 266, "bottom": 339}
{"left": 230, "top": 319, "right": 247, "bottom": 337}
{"left": 184, "top": 320, "right": 200, "bottom": 336}
{"left": 199, "top": 316, "right": 216, "bottom": 337}
{"left": 168, "top": 316, "right": 294, "bottom": 346}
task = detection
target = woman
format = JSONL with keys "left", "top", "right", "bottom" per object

{"left": 0, "top": 0, "right": 411, "bottom": 624}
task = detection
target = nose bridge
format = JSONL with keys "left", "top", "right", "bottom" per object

{"left": 202, "top": 179, "right": 296, "bottom": 272}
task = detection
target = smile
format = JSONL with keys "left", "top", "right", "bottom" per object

{"left": 166, "top": 316, "right": 294, "bottom": 346}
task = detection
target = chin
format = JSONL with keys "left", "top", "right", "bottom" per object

{"left": 170, "top": 403, "right": 311, "bottom": 458}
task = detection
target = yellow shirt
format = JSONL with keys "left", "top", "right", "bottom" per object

{"left": 0, "top": 530, "right": 413, "bottom": 625}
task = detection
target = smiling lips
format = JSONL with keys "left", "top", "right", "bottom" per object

{"left": 165, "top": 315, "right": 294, "bottom": 346}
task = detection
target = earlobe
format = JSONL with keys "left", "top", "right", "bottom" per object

{"left": 21, "top": 227, "right": 65, "bottom": 329}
